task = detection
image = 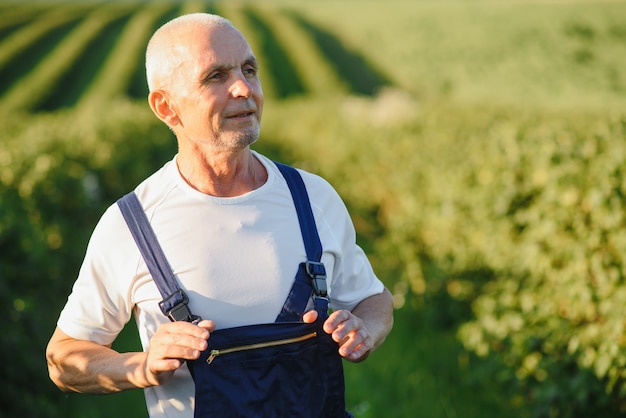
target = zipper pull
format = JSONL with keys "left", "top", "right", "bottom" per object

{"left": 207, "top": 349, "right": 220, "bottom": 365}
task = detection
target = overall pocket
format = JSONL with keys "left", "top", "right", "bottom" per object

{"left": 188, "top": 321, "right": 346, "bottom": 418}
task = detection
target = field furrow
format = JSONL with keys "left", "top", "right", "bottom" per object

{"left": 0, "top": 5, "right": 54, "bottom": 40}
{"left": 179, "top": 0, "right": 218, "bottom": 16}
{"left": 253, "top": 6, "right": 349, "bottom": 97}
{"left": 243, "top": 7, "right": 307, "bottom": 98}
{"left": 0, "top": 10, "right": 87, "bottom": 95}
{"left": 37, "top": 12, "right": 136, "bottom": 110}
{"left": 1, "top": 6, "right": 135, "bottom": 113}
{"left": 0, "top": 2, "right": 99, "bottom": 69}
{"left": 289, "top": 12, "right": 392, "bottom": 96}
{"left": 78, "top": 2, "right": 179, "bottom": 106}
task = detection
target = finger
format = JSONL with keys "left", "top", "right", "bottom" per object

{"left": 163, "top": 321, "right": 211, "bottom": 339}
{"left": 197, "top": 319, "right": 215, "bottom": 332}
{"left": 150, "top": 326, "right": 209, "bottom": 361}
{"left": 337, "top": 328, "right": 371, "bottom": 358}
{"left": 149, "top": 337, "right": 205, "bottom": 362}
{"left": 321, "top": 312, "right": 372, "bottom": 359}
{"left": 323, "top": 310, "right": 355, "bottom": 337}
{"left": 302, "top": 310, "right": 318, "bottom": 323}
{"left": 149, "top": 358, "right": 183, "bottom": 373}
{"left": 343, "top": 342, "right": 371, "bottom": 362}
{"left": 154, "top": 331, "right": 208, "bottom": 352}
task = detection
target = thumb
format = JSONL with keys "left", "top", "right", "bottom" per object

{"left": 302, "top": 310, "right": 318, "bottom": 323}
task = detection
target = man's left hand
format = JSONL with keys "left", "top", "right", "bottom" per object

{"left": 302, "top": 309, "right": 373, "bottom": 362}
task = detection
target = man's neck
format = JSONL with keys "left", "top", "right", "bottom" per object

{"left": 176, "top": 147, "right": 267, "bottom": 197}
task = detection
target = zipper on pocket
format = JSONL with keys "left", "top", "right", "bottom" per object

{"left": 207, "top": 331, "right": 317, "bottom": 365}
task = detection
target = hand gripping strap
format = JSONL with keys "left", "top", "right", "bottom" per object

{"left": 117, "top": 192, "right": 198, "bottom": 323}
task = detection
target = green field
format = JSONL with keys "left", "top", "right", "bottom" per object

{"left": 2, "top": 0, "right": 626, "bottom": 417}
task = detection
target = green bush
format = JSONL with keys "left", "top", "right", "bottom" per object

{"left": 261, "top": 96, "right": 626, "bottom": 416}
{"left": 0, "top": 101, "right": 175, "bottom": 417}
{"left": 454, "top": 111, "right": 626, "bottom": 415}
{"left": 3, "top": 0, "right": 626, "bottom": 416}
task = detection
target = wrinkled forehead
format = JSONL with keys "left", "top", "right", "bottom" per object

{"left": 146, "top": 18, "right": 256, "bottom": 91}
{"left": 179, "top": 25, "right": 254, "bottom": 74}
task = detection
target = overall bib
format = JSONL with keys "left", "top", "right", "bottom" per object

{"left": 118, "top": 163, "right": 352, "bottom": 417}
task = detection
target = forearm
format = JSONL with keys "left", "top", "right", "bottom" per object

{"left": 46, "top": 328, "right": 151, "bottom": 394}
{"left": 351, "top": 287, "right": 394, "bottom": 353}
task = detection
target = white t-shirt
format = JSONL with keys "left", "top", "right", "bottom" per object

{"left": 57, "top": 151, "right": 384, "bottom": 417}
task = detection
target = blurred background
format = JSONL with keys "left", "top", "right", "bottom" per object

{"left": 2, "top": 0, "right": 626, "bottom": 416}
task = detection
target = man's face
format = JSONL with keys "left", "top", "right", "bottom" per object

{"left": 169, "top": 25, "right": 264, "bottom": 151}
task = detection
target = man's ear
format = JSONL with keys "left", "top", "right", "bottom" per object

{"left": 148, "top": 90, "right": 180, "bottom": 128}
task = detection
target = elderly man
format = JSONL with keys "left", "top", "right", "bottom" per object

{"left": 46, "top": 13, "right": 393, "bottom": 417}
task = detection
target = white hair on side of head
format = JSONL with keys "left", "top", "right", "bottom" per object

{"left": 145, "top": 13, "right": 234, "bottom": 91}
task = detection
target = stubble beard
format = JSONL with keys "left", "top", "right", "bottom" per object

{"left": 212, "top": 125, "right": 260, "bottom": 152}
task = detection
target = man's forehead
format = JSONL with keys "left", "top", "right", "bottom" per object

{"left": 194, "top": 39, "right": 255, "bottom": 75}
{"left": 188, "top": 26, "right": 252, "bottom": 62}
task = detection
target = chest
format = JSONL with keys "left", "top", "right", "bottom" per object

{"left": 134, "top": 199, "right": 307, "bottom": 329}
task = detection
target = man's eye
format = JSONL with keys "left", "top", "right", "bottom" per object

{"left": 243, "top": 66, "right": 258, "bottom": 77}
{"left": 205, "top": 72, "right": 226, "bottom": 83}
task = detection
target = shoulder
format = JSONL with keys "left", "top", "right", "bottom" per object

{"left": 297, "top": 168, "right": 335, "bottom": 193}
{"left": 132, "top": 158, "right": 180, "bottom": 210}
{"left": 88, "top": 158, "right": 178, "bottom": 258}
{"left": 271, "top": 160, "right": 352, "bottom": 232}
{"left": 255, "top": 153, "right": 344, "bottom": 208}
{"left": 296, "top": 168, "right": 347, "bottom": 216}
{"left": 263, "top": 158, "right": 342, "bottom": 206}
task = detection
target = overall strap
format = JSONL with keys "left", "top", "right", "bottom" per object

{"left": 117, "top": 192, "right": 199, "bottom": 323}
{"left": 274, "top": 162, "right": 329, "bottom": 322}
{"left": 116, "top": 162, "right": 327, "bottom": 324}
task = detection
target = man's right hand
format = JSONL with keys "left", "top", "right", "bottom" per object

{"left": 46, "top": 319, "right": 214, "bottom": 393}
{"left": 145, "top": 319, "right": 215, "bottom": 385}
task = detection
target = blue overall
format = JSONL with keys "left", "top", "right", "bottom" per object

{"left": 118, "top": 162, "right": 352, "bottom": 417}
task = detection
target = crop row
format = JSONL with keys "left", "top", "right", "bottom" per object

{"left": 0, "top": 1, "right": 392, "bottom": 113}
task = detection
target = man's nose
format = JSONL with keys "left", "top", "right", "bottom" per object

{"left": 230, "top": 75, "right": 252, "bottom": 98}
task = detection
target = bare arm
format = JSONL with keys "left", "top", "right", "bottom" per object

{"left": 46, "top": 320, "right": 214, "bottom": 393}
{"left": 304, "top": 287, "right": 394, "bottom": 362}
